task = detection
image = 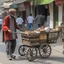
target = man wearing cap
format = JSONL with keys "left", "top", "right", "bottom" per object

{"left": 2, "top": 8, "right": 22, "bottom": 60}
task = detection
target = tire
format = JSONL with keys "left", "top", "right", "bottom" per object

{"left": 26, "top": 47, "right": 37, "bottom": 61}
{"left": 18, "top": 45, "right": 28, "bottom": 56}
{"left": 39, "top": 43, "right": 51, "bottom": 58}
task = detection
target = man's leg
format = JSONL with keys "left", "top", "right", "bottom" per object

{"left": 11, "top": 39, "right": 16, "bottom": 54}
{"left": 28, "top": 23, "right": 31, "bottom": 30}
{"left": 30, "top": 23, "right": 33, "bottom": 30}
{"left": 11, "top": 39, "right": 16, "bottom": 59}
{"left": 38, "top": 24, "right": 40, "bottom": 28}
{"left": 5, "top": 40, "right": 12, "bottom": 60}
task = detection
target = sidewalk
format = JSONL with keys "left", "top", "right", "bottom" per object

{"left": 0, "top": 31, "right": 64, "bottom": 64}
{"left": 52, "top": 45, "right": 63, "bottom": 53}
{"left": 51, "top": 37, "right": 63, "bottom": 54}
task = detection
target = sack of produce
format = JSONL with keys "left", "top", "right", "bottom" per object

{"left": 28, "top": 31, "right": 40, "bottom": 37}
{"left": 22, "top": 30, "right": 40, "bottom": 38}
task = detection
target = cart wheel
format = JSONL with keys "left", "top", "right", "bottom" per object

{"left": 18, "top": 45, "right": 28, "bottom": 56}
{"left": 26, "top": 47, "right": 37, "bottom": 61}
{"left": 39, "top": 44, "right": 51, "bottom": 58}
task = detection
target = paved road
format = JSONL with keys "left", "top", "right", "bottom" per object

{"left": 0, "top": 30, "right": 64, "bottom": 64}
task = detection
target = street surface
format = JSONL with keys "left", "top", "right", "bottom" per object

{"left": 0, "top": 30, "right": 64, "bottom": 64}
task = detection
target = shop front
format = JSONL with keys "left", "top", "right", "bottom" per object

{"left": 28, "top": 0, "right": 55, "bottom": 28}
{"left": 55, "top": 0, "right": 64, "bottom": 26}
{"left": 17, "top": 2, "right": 30, "bottom": 23}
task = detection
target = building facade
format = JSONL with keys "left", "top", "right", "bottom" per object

{"left": 55, "top": 0, "right": 64, "bottom": 26}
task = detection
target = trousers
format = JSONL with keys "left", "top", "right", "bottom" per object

{"left": 5, "top": 39, "right": 16, "bottom": 57}
{"left": 28, "top": 23, "right": 33, "bottom": 30}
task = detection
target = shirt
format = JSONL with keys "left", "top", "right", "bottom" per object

{"left": 27, "top": 16, "right": 34, "bottom": 23}
{"left": 16, "top": 17, "right": 23, "bottom": 24}
{"left": 35, "top": 15, "right": 45, "bottom": 24}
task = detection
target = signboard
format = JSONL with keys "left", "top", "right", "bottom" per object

{"left": 18, "top": 3, "right": 25, "bottom": 11}
{"left": 13, "top": 0, "right": 26, "bottom": 4}
{"left": 55, "top": 0, "right": 64, "bottom": 5}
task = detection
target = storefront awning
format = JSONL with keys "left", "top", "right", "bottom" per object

{"left": 55, "top": 0, "right": 64, "bottom": 6}
{"left": 28, "top": 0, "right": 54, "bottom": 5}
{"left": 13, "top": 0, "right": 26, "bottom": 4}
{"left": 2, "top": 2, "right": 13, "bottom": 8}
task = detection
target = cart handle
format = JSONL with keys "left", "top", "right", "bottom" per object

{"left": 12, "top": 31, "right": 25, "bottom": 34}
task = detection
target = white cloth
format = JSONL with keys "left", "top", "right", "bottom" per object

{"left": 16, "top": 30, "right": 22, "bottom": 45}
{"left": 27, "top": 16, "right": 34, "bottom": 23}
{"left": 16, "top": 17, "right": 23, "bottom": 24}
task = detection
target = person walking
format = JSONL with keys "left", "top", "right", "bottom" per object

{"left": 60, "top": 23, "right": 64, "bottom": 54}
{"left": 2, "top": 8, "right": 22, "bottom": 60}
{"left": 46, "top": 14, "right": 50, "bottom": 27}
{"left": 27, "top": 14, "right": 34, "bottom": 30}
{"left": 16, "top": 15, "right": 24, "bottom": 28}
{"left": 0, "top": 18, "right": 3, "bottom": 30}
{"left": 16, "top": 15, "right": 24, "bottom": 46}
{"left": 35, "top": 14, "right": 45, "bottom": 28}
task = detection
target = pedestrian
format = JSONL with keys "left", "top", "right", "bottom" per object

{"left": 16, "top": 15, "right": 24, "bottom": 28}
{"left": 35, "top": 14, "right": 45, "bottom": 28}
{"left": 2, "top": 8, "right": 22, "bottom": 60}
{"left": 27, "top": 14, "right": 34, "bottom": 30}
{"left": 0, "top": 17, "right": 3, "bottom": 30}
{"left": 60, "top": 23, "right": 64, "bottom": 54}
{"left": 46, "top": 13, "right": 50, "bottom": 27}
{"left": 16, "top": 15, "right": 24, "bottom": 46}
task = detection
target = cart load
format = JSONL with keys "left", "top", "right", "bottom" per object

{"left": 18, "top": 26, "right": 60, "bottom": 61}
{"left": 21, "top": 26, "right": 60, "bottom": 44}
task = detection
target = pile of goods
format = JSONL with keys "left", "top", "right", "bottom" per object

{"left": 37, "top": 26, "right": 60, "bottom": 32}
{"left": 22, "top": 26, "right": 60, "bottom": 37}
{"left": 21, "top": 31, "right": 40, "bottom": 43}
{"left": 22, "top": 30, "right": 40, "bottom": 38}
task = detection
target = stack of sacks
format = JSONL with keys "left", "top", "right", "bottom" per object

{"left": 22, "top": 30, "right": 40, "bottom": 38}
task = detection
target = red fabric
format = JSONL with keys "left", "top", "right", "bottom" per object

{"left": 55, "top": 0, "right": 64, "bottom": 6}
{"left": 42, "top": 26, "right": 45, "bottom": 29}
{"left": 2, "top": 16, "right": 20, "bottom": 42}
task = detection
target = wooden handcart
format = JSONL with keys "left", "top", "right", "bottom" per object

{"left": 18, "top": 30, "right": 59, "bottom": 61}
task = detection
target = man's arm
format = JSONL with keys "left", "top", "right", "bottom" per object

{"left": 2, "top": 16, "right": 10, "bottom": 32}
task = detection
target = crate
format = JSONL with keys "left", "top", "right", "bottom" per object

{"left": 21, "top": 31, "right": 47, "bottom": 46}
{"left": 21, "top": 30, "right": 59, "bottom": 46}
{"left": 39, "top": 31, "right": 47, "bottom": 41}
{"left": 22, "top": 38, "right": 40, "bottom": 46}
{"left": 47, "top": 31, "right": 59, "bottom": 43}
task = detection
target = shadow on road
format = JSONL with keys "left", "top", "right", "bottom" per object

{"left": 0, "top": 43, "right": 6, "bottom": 53}
{"left": 11, "top": 56, "right": 51, "bottom": 64}
{"left": 11, "top": 55, "right": 64, "bottom": 64}
{"left": 33, "top": 56, "right": 64, "bottom": 64}
{"left": 48, "top": 56, "right": 64, "bottom": 63}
